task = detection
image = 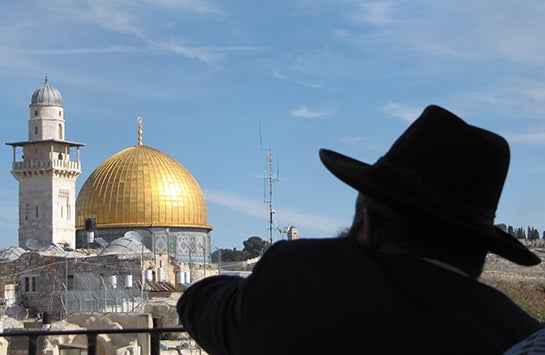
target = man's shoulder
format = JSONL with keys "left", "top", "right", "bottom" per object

{"left": 268, "top": 237, "right": 360, "bottom": 256}
{"left": 251, "top": 237, "right": 369, "bottom": 275}
{"left": 272, "top": 236, "right": 358, "bottom": 248}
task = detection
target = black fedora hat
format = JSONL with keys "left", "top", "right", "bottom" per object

{"left": 320, "top": 105, "right": 540, "bottom": 266}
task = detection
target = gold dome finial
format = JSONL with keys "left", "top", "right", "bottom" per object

{"left": 137, "top": 116, "right": 143, "bottom": 145}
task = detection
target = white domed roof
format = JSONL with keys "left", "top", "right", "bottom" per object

{"left": 31, "top": 77, "right": 63, "bottom": 106}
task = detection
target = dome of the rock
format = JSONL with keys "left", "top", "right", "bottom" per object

{"left": 74, "top": 118, "right": 210, "bottom": 262}
{"left": 76, "top": 144, "right": 209, "bottom": 229}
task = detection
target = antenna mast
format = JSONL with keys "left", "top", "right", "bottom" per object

{"left": 260, "top": 124, "right": 278, "bottom": 244}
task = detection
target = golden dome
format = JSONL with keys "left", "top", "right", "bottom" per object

{"left": 76, "top": 144, "right": 210, "bottom": 230}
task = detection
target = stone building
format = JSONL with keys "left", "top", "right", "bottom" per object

{"left": 6, "top": 78, "right": 84, "bottom": 249}
{"left": 0, "top": 242, "right": 211, "bottom": 319}
{"left": 1, "top": 79, "right": 215, "bottom": 333}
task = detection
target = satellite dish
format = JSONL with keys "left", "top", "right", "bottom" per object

{"left": 6, "top": 304, "right": 28, "bottom": 320}
{"left": 25, "top": 238, "right": 43, "bottom": 251}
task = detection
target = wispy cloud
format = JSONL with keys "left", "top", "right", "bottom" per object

{"left": 273, "top": 72, "right": 329, "bottom": 90}
{"left": 205, "top": 189, "right": 344, "bottom": 234}
{"left": 158, "top": 42, "right": 263, "bottom": 65}
{"left": 4, "top": 46, "right": 144, "bottom": 56}
{"left": 80, "top": 1, "right": 241, "bottom": 65}
{"left": 84, "top": 0, "right": 223, "bottom": 35}
{"left": 205, "top": 190, "right": 266, "bottom": 219}
{"left": 84, "top": 1, "right": 145, "bottom": 38}
{"left": 294, "top": 0, "right": 395, "bottom": 26}
{"left": 1, "top": 43, "right": 262, "bottom": 67}
{"left": 407, "top": 3, "right": 545, "bottom": 66}
{"left": 348, "top": 1, "right": 395, "bottom": 25}
{"left": 381, "top": 102, "right": 421, "bottom": 123}
{"left": 291, "top": 105, "right": 330, "bottom": 119}
{"left": 0, "top": 0, "right": 234, "bottom": 68}
{"left": 142, "top": 0, "right": 223, "bottom": 15}
{"left": 273, "top": 207, "right": 345, "bottom": 235}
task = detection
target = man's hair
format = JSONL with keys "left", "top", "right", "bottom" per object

{"left": 344, "top": 194, "right": 487, "bottom": 279}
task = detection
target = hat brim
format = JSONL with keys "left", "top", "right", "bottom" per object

{"left": 320, "top": 148, "right": 540, "bottom": 266}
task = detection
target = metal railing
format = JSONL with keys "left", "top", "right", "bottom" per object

{"left": 0, "top": 326, "right": 187, "bottom": 355}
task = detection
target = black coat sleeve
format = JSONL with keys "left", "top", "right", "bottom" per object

{"left": 177, "top": 275, "right": 244, "bottom": 355}
{"left": 176, "top": 242, "right": 286, "bottom": 354}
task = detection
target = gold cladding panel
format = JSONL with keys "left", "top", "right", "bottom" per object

{"left": 76, "top": 145, "right": 209, "bottom": 229}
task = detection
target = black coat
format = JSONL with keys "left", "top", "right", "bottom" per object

{"left": 177, "top": 238, "right": 541, "bottom": 354}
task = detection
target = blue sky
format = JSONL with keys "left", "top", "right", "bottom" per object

{"left": 2, "top": 0, "right": 545, "bottom": 250}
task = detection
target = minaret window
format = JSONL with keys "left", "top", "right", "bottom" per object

{"left": 34, "top": 126, "right": 38, "bottom": 135}
{"left": 34, "top": 110, "right": 38, "bottom": 116}
{"left": 58, "top": 124, "right": 63, "bottom": 140}
{"left": 35, "top": 206, "right": 39, "bottom": 218}
{"left": 59, "top": 111, "right": 62, "bottom": 117}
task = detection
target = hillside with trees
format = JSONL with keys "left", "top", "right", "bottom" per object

{"left": 211, "top": 236, "right": 271, "bottom": 262}
{"left": 496, "top": 224, "right": 542, "bottom": 241}
{"left": 215, "top": 225, "right": 544, "bottom": 263}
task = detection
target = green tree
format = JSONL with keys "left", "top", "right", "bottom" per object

{"left": 528, "top": 226, "right": 540, "bottom": 241}
{"left": 210, "top": 236, "right": 271, "bottom": 262}
{"left": 211, "top": 248, "right": 248, "bottom": 262}
{"left": 243, "top": 236, "right": 271, "bottom": 258}
{"left": 498, "top": 224, "right": 541, "bottom": 240}
{"left": 507, "top": 225, "right": 514, "bottom": 236}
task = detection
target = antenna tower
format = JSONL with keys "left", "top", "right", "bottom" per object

{"left": 260, "top": 124, "right": 278, "bottom": 244}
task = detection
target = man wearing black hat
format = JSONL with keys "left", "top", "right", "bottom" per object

{"left": 177, "top": 105, "right": 542, "bottom": 354}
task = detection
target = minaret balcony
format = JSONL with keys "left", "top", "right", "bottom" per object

{"left": 12, "top": 159, "right": 81, "bottom": 173}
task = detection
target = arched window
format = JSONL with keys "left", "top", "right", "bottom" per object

{"left": 35, "top": 206, "right": 39, "bottom": 218}
{"left": 58, "top": 124, "right": 63, "bottom": 140}
{"left": 34, "top": 126, "right": 38, "bottom": 135}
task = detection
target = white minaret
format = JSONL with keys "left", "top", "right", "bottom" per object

{"left": 7, "top": 78, "right": 84, "bottom": 249}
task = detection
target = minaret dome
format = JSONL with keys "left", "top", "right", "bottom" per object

{"left": 31, "top": 77, "right": 63, "bottom": 106}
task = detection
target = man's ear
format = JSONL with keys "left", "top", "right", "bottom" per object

{"left": 356, "top": 208, "right": 378, "bottom": 250}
